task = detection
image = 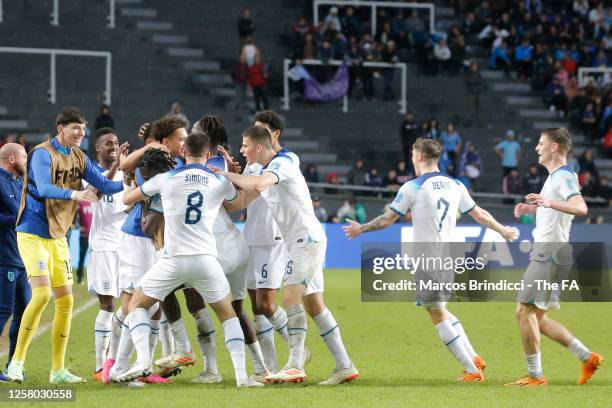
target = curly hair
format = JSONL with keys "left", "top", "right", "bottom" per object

{"left": 192, "top": 115, "right": 228, "bottom": 148}
{"left": 254, "top": 110, "right": 284, "bottom": 134}
{"left": 150, "top": 115, "right": 188, "bottom": 142}
{"left": 138, "top": 148, "right": 175, "bottom": 180}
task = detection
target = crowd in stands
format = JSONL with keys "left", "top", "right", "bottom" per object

{"left": 458, "top": 1, "right": 611, "bottom": 148}
{"left": 288, "top": 4, "right": 468, "bottom": 100}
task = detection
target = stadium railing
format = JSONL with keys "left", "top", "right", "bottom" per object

{"left": 306, "top": 181, "right": 609, "bottom": 207}
{"left": 578, "top": 67, "right": 612, "bottom": 88}
{"left": 0, "top": 0, "right": 116, "bottom": 27}
{"left": 313, "top": 0, "right": 436, "bottom": 36}
{"left": 282, "top": 58, "right": 408, "bottom": 114}
{"left": 0, "top": 46, "right": 112, "bottom": 104}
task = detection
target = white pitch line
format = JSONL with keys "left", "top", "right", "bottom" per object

{"left": 0, "top": 298, "right": 98, "bottom": 358}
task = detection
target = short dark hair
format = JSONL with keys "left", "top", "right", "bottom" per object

{"left": 150, "top": 115, "right": 188, "bottom": 142}
{"left": 94, "top": 127, "right": 115, "bottom": 140}
{"left": 56, "top": 107, "right": 86, "bottom": 127}
{"left": 413, "top": 138, "right": 442, "bottom": 160}
{"left": 184, "top": 131, "right": 211, "bottom": 157}
{"left": 254, "top": 110, "right": 284, "bottom": 134}
{"left": 243, "top": 126, "right": 272, "bottom": 148}
{"left": 192, "top": 115, "right": 228, "bottom": 148}
{"left": 541, "top": 127, "right": 572, "bottom": 153}
{"left": 138, "top": 148, "right": 175, "bottom": 181}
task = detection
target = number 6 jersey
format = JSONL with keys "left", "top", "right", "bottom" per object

{"left": 390, "top": 171, "right": 475, "bottom": 242}
{"left": 140, "top": 163, "right": 237, "bottom": 257}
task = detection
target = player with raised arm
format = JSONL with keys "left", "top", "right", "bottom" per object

{"left": 119, "top": 131, "right": 262, "bottom": 388}
{"left": 343, "top": 138, "right": 518, "bottom": 382}
{"left": 107, "top": 117, "right": 187, "bottom": 385}
{"left": 6, "top": 108, "right": 123, "bottom": 384}
{"left": 507, "top": 128, "right": 603, "bottom": 387}
{"left": 85, "top": 128, "right": 129, "bottom": 381}
{"left": 213, "top": 126, "right": 357, "bottom": 384}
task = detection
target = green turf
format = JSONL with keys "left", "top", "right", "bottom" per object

{"left": 0, "top": 269, "right": 610, "bottom": 407}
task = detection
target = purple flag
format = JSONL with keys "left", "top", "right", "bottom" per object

{"left": 303, "top": 63, "right": 349, "bottom": 102}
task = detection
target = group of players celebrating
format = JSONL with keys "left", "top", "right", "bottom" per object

{"left": 0, "top": 106, "right": 603, "bottom": 388}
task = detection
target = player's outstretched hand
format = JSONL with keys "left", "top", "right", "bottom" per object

{"left": 501, "top": 226, "right": 519, "bottom": 241}
{"left": 343, "top": 219, "right": 363, "bottom": 240}
{"left": 208, "top": 164, "right": 226, "bottom": 175}
{"left": 525, "top": 193, "right": 551, "bottom": 208}
{"left": 73, "top": 189, "right": 99, "bottom": 203}
{"left": 514, "top": 203, "right": 528, "bottom": 218}
{"left": 218, "top": 146, "right": 242, "bottom": 174}
{"left": 115, "top": 142, "right": 130, "bottom": 169}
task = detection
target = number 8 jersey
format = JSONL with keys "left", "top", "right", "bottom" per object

{"left": 390, "top": 171, "right": 475, "bottom": 242}
{"left": 140, "top": 163, "right": 237, "bottom": 257}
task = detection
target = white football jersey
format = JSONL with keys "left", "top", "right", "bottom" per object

{"left": 140, "top": 163, "right": 237, "bottom": 256}
{"left": 206, "top": 154, "right": 237, "bottom": 234}
{"left": 85, "top": 169, "right": 127, "bottom": 251}
{"left": 533, "top": 165, "right": 580, "bottom": 243}
{"left": 243, "top": 162, "right": 284, "bottom": 246}
{"left": 390, "top": 171, "right": 475, "bottom": 242}
{"left": 260, "top": 149, "right": 326, "bottom": 244}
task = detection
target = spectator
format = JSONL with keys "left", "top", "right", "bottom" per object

{"left": 433, "top": 38, "right": 452, "bottom": 74}
{"left": 302, "top": 32, "right": 318, "bottom": 59}
{"left": 595, "top": 176, "right": 612, "bottom": 206}
{"left": 94, "top": 104, "right": 114, "bottom": 131}
{"left": 324, "top": 7, "right": 341, "bottom": 33}
{"left": 580, "top": 171, "right": 598, "bottom": 197}
{"left": 581, "top": 102, "right": 599, "bottom": 141}
{"left": 238, "top": 9, "right": 255, "bottom": 42}
{"left": 395, "top": 160, "right": 412, "bottom": 184}
{"left": 324, "top": 171, "right": 341, "bottom": 194}
{"left": 399, "top": 111, "right": 419, "bottom": 164}
{"left": 490, "top": 41, "right": 512, "bottom": 77}
{"left": 340, "top": 7, "right": 361, "bottom": 39}
{"left": 456, "top": 168, "right": 471, "bottom": 190}
{"left": 347, "top": 158, "right": 367, "bottom": 185}
{"left": 167, "top": 102, "right": 189, "bottom": 128}
{"left": 494, "top": 130, "right": 521, "bottom": 177}
{"left": 240, "top": 37, "right": 260, "bottom": 67}
{"left": 440, "top": 122, "right": 462, "bottom": 174}
{"left": 578, "top": 148, "right": 599, "bottom": 182}
{"left": 545, "top": 78, "right": 568, "bottom": 117}
{"left": 419, "top": 120, "right": 430, "bottom": 138}
{"left": 364, "top": 168, "right": 383, "bottom": 188}
{"left": 503, "top": 168, "right": 523, "bottom": 204}
{"left": 460, "top": 142, "right": 482, "bottom": 191}
{"left": 382, "top": 169, "right": 400, "bottom": 192}
{"left": 523, "top": 164, "right": 544, "bottom": 194}
{"left": 465, "top": 61, "right": 484, "bottom": 127}
{"left": 304, "top": 163, "right": 319, "bottom": 183}
{"left": 337, "top": 195, "right": 366, "bottom": 223}
{"left": 312, "top": 196, "right": 328, "bottom": 222}
{"left": 15, "top": 132, "right": 29, "bottom": 153}
{"left": 567, "top": 150, "right": 580, "bottom": 173}
{"left": 427, "top": 118, "right": 440, "bottom": 140}
{"left": 248, "top": 54, "right": 269, "bottom": 112}
{"left": 515, "top": 37, "right": 534, "bottom": 79}
{"left": 381, "top": 41, "right": 399, "bottom": 100}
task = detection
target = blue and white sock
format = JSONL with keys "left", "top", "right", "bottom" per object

{"left": 446, "top": 311, "right": 477, "bottom": 359}
{"left": 286, "top": 304, "right": 307, "bottom": 370}
{"left": 129, "top": 308, "right": 152, "bottom": 367}
{"left": 313, "top": 308, "right": 352, "bottom": 369}
{"left": 526, "top": 352, "right": 543, "bottom": 378}
{"left": 94, "top": 310, "right": 113, "bottom": 372}
{"left": 223, "top": 317, "right": 247, "bottom": 383}
{"left": 435, "top": 319, "right": 478, "bottom": 374}
{"left": 268, "top": 306, "right": 289, "bottom": 343}
{"left": 255, "top": 314, "right": 277, "bottom": 372}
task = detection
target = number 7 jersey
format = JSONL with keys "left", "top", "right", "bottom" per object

{"left": 390, "top": 171, "right": 475, "bottom": 242}
{"left": 140, "top": 163, "right": 237, "bottom": 257}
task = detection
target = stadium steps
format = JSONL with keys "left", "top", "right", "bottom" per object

{"left": 300, "top": 152, "right": 337, "bottom": 164}
{"left": 532, "top": 121, "right": 567, "bottom": 129}
{"left": 518, "top": 109, "right": 557, "bottom": 119}
{"left": 317, "top": 164, "right": 352, "bottom": 176}
{"left": 284, "top": 140, "right": 320, "bottom": 151}
{"left": 136, "top": 21, "right": 173, "bottom": 30}
{"left": 506, "top": 96, "right": 543, "bottom": 106}
{"left": 152, "top": 35, "right": 190, "bottom": 45}
{"left": 120, "top": 8, "right": 157, "bottom": 18}
{"left": 481, "top": 70, "right": 504, "bottom": 80}
{"left": 0, "top": 119, "right": 29, "bottom": 131}
{"left": 116, "top": 0, "right": 142, "bottom": 4}
{"left": 492, "top": 82, "right": 532, "bottom": 93}
{"left": 0, "top": 106, "right": 7, "bottom": 116}
{"left": 167, "top": 47, "right": 204, "bottom": 58}
{"left": 183, "top": 61, "right": 222, "bottom": 72}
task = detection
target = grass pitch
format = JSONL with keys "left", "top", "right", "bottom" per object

{"left": 0, "top": 269, "right": 610, "bottom": 407}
